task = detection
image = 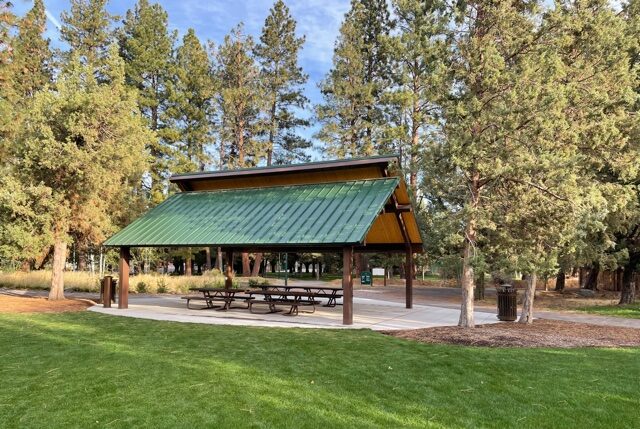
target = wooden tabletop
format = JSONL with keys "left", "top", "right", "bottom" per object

{"left": 249, "top": 290, "right": 316, "bottom": 297}
{"left": 260, "top": 286, "right": 342, "bottom": 291}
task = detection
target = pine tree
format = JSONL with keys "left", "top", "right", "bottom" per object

{"left": 214, "top": 24, "right": 262, "bottom": 168}
{"left": 385, "top": 0, "right": 449, "bottom": 199}
{"left": 316, "top": 0, "right": 392, "bottom": 157}
{"left": 0, "top": 1, "right": 16, "bottom": 153}
{"left": 119, "top": 0, "right": 180, "bottom": 203}
{"left": 0, "top": 1, "right": 14, "bottom": 69}
{"left": 12, "top": 0, "right": 52, "bottom": 98}
{"left": 11, "top": 45, "right": 151, "bottom": 299}
{"left": 173, "top": 28, "right": 214, "bottom": 171}
{"left": 254, "top": 0, "right": 309, "bottom": 166}
{"left": 60, "top": 0, "right": 116, "bottom": 66}
{"left": 550, "top": 0, "right": 640, "bottom": 305}
{"left": 425, "top": 0, "right": 581, "bottom": 327}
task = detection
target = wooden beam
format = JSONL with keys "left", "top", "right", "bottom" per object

{"left": 343, "top": 247, "right": 353, "bottom": 325}
{"left": 118, "top": 247, "right": 130, "bottom": 309}
{"left": 383, "top": 203, "right": 412, "bottom": 213}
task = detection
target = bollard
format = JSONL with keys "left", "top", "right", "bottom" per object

{"left": 102, "top": 276, "right": 113, "bottom": 308}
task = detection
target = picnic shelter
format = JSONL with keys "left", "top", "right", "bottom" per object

{"left": 103, "top": 155, "right": 423, "bottom": 325}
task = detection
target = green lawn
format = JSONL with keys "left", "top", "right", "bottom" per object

{"left": 578, "top": 303, "right": 640, "bottom": 319}
{"left": 1, "top": 312, "right": 639, "bottom": 428}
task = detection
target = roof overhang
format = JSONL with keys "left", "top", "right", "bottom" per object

{"left": 104, "top": 177, "right": 423, "bottom": 253}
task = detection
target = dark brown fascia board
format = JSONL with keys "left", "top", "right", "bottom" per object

{"left": 169, "top": 156, "right": 399, "bottom": 186}
{"left": 104, "top": 242, "right": 424, "bottom": 254}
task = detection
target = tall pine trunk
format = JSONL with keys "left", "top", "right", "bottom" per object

{"left": 49, "top": 238, "right": 67, "bottom": 301}
{"left": 519, "top": 271, "right": 537, "bottom": 324}
{"left": 185, "top": 254, "right": 192, "bottom": 276}
{"left": 242, "top": 253, "right": 251, "bottom": 276}
{"left": 409, "top": 86, "right": 419, "bottom": 201}
{"left": 583, "top": 262, "right": 599, "bottom": 290}
{"left": 251, "top": 253, "right": 263, "bottom": 277}
{"left": 205, "top": 247, "right": 212, "bottom": 271}
{"left": 555, "top": 269, "right": 565, "bottom": 291}
{"left": 619, "top": 252, "right": 639, "bottom": 305}
{"left": 217, "top": 247, "right": 223, "bottom": 271}
{"left": 459, "top": 175, "right": 479, "bottom": 328}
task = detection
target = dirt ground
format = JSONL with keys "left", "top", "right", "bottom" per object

{"left": 385, "top": 319, "right": 640, "bottom": 348}
{"left": 0, "top": 294, "right": 93, "bottom": 313}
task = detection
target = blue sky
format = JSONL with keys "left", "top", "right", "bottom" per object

{"left": 13, "top": 0, "right": 350, "bottom": 159}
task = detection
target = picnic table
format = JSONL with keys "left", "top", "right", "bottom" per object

{"left": 182, "top": 287, "right": 252, "bottom": 310}
{"left": 247, "top": 290, "right": 320, "bottom": 316}
{"left": 257, "top": 285, "right": 343, "bottom": 307}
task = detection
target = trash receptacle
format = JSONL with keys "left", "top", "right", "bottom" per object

{"left": 496, "top": 284, "right": 517, "bottom": 321}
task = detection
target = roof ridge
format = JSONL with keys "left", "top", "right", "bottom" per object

{"left": 169, "top": 154, "right": 400, "bottom": 181}
{"left": 172, "top": 177, "right": 400, "bottom": 195}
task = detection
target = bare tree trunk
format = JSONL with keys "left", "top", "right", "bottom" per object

{"left": 459, "top": 176, "right": 479, "bottom": 328}
{"left": 409, "top": 91, "right": 419, "bottom": 201}
{"left": 217, "top": 247, "right": 223, "bottom": 271}
{"left": 49, "top": 239, "right": 67, "bottom": 301}
{"left": 384, "top": 266, "right": 387, "bottom": 287}
{"left": 205, "top": 247, "right": 212, "bottom": 271}
{"left": 355, "top": 254, "right": 363, "bottom": 278}
{"left": 583, "top": 262, "right": 599, "bottom": 290}
{"left": 474, "top": 272, "right": 485, "bottom": 300}
{"left": 619, "top": 252, "right": 639, "bottom": 305}
{"left": 242, "top": 253, "right": 251, "bottom": 276}
{"left": 519, "top": 271, "right": 537, "bottom": 324}
{"left": 251, "top": 253, "right": 263, "bottom": 277}
{"left": 185, "top": 255, "right": 192, "bottom": 276}
{"left": 555, "top": 269, "right": 565, "bottom": 291}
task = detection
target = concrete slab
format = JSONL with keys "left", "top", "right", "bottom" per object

{"left": 88, "top": 295, "right": 500, "bottom": 330}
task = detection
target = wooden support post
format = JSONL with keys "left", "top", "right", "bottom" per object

{"left": 343, "top": 247, "right": 353, "bottom": 325}
{"left": 225, "top": 250, "right": 234, "bottom": 288}
{"left": 406, "top": 248, "right": 413, "bottom": 309}
{"left": 118, "top": 247, "right": 130, "bottom": 309}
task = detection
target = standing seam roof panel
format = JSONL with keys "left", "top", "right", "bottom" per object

{"left": 103, "top": 178, "right": 400, "bottom": 247}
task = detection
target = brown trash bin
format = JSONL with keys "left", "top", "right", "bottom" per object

{"left": 496, "top": 284, "right": 517, "bottom": 321}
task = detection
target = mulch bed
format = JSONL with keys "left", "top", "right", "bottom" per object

{"left": 0, "top": 294, "right": 93, "bottom": 313}
{"left": 385, "top": 319, "right": 640, "bottom": 348}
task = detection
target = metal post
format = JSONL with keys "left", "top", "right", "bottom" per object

{"left": 118, "top": 247, "right": 130, "bottom": 309}
{"left": 343, "top": 247, "right": 353, "bottom": 325}
{"left": 406, "top": 248, "right": 413, "bottom": 309}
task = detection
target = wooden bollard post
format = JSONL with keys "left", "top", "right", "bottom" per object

{"left": 102, "top": 275, "right": 112, "bottom": 308}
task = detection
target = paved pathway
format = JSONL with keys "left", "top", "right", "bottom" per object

{"left": 88, "top": 295, "right": 499, "bottom": 330}
{"left": 5, "top": 285, "right": 640, "bottom": 329}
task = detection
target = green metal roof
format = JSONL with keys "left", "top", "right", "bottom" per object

{"left": 104, "top": 178, "right": 399, "bottom": 247}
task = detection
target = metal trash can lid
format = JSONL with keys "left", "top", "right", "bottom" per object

{"left": 496, "top": 284, "right": 515, "bottom": 292}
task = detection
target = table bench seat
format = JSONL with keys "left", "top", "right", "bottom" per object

{"left": 248, "top": 298, "right": 320, "bottom": 316}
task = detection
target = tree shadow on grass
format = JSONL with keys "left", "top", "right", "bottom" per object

{"left": 0, "top": 312, "right": 639, "bottom": 428}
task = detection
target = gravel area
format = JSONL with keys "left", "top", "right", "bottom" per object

{"left": 385, "top": 319, "right": 640, "bottom": 348}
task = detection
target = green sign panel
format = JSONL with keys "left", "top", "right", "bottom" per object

{"left": 360, "top": 271, "right": 372, "bottom": 285}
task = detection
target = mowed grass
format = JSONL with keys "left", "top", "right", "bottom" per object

{"left": 578, "top": 303, "right": 640, "bottom": 319}
{"left": 0, "top": 313, "right": 639, "bottom": 429}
